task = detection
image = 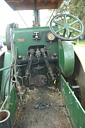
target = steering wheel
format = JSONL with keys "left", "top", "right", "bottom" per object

{"left": 50, "top": 14, "right": 84, "bottom": 41}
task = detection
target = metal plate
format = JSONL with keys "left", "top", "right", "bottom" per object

{"left": 33, "top": 75, "right": 47, "bottom": 86}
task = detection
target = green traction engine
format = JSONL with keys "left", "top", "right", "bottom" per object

{"left": 0, "top": 0, "right": 84, "bottom": 128}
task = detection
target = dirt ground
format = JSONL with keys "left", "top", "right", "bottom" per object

{"left": 13, "top": 86, "right": 73, "bottom": 128}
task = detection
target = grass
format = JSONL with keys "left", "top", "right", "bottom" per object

{"left": 74, "top": 39, "right": 85, "bottom": 46}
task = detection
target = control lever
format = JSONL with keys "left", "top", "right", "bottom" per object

{"left": 41, "top": 48, "right": 56, "bottom": 84}
{"left": 26, "top": 49, "right": 35, "bottom": 86}
{"left": 28, "top": 49, "right": 35, "bottom": 72}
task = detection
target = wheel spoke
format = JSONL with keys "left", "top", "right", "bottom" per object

{"left": 64, "top": 14, "right": 67, "bottom": 24}
{"left": 55, "top": 27, "right": 65, "bottom": 33}
{"left": 69, "top": 20, "right": 78, "bottom": 26}
{"left": 53, "top": 20, "right": 64, "bottom": 26}
{"left": 69, "top": 27, "right": 81, "bottom": 33}
{"left": 63, "top": 29, "right": 66, "bottom": 36}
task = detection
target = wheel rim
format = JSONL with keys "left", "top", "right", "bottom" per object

{"left": 50, "top": 14, "right": 84, "bottom": 41}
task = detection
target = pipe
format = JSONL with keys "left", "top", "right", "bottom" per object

{"left": 8, "top": 67, "right": 12, "bottom": 100}
{"left": 17, "top": 57, "right": 57, "bottom": 65}
{"left": 0, "top": 66, "right": 10, "bottom": 72}
{"left": 0, "top": 64, "right": 27, "bottom": 72}
{"left": 0, "top": 110, "right": 12, "bottom": 128}
{"left": 2, "top": 70, "right": 10, "bottom": 100}
{"left": 33, "top": 10, "right": 40, "bottom": 26}
{"left": 0, "top": 57, "right": 57, "bottom": 72}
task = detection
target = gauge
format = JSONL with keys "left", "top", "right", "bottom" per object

{"left": 47, "top": 32, "right": 55, "bottom": 41}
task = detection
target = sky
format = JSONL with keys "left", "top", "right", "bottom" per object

{"left": 0, "top": 1, "right": 51, "bottom": 36}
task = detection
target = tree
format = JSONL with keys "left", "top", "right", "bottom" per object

{"left": 56, "top": 0, "right": 70, "bottom": 14}
{"left": 69, "top": 0, "right": 85, "bottom": 35}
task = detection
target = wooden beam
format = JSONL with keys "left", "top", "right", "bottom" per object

{"left": 5, "top": 0, "right": 63, "bottom": 10}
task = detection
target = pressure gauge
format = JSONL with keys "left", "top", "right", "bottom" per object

{"left": 47, "top": 32, "right": 55, "bottom": 41}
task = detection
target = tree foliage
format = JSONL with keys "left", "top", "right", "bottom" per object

{"left": 56, "top": 0, "right": 70, "bottom": 14}
{"left": 56, "top": 0, "right": 85, "bottom": 35}
{"left": 69, "top": 0, "right": 85, "bottom": 35}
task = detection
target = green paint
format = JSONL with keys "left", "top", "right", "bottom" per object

{"left": 0, "top": 52, "right": 17, "bottom": 120}
{"left": 58, "top": 41, "right": 74, "bottom": 76}
{"left": 61, "top": 75, "right": 85, "bottom": 128}
{"left": 1, "top": 85, "right": 17, "bottom": 121}
{"left": 1, "top": 52, "right": 12, "bottom": 99}
{"left": 0, "top": 66, "right": 10, "bottom": 72}
{"left": 13, "top": 26, "right": 58, "bottom": 57}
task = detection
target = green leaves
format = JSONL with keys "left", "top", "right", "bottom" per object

{"left": 69, "top": 0, "right": 85, "bottom": 35}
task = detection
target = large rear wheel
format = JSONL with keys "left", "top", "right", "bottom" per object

{"left": 6, "top": 23, "right": 18, "bottom": 50}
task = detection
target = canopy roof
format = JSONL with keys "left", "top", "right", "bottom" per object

{"left": 5, "top": 0, "right": 63, "bottom": 10}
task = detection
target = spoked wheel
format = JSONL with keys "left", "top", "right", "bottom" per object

{"left": 50, "top": 14, "right": 84, "bottom": 41}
